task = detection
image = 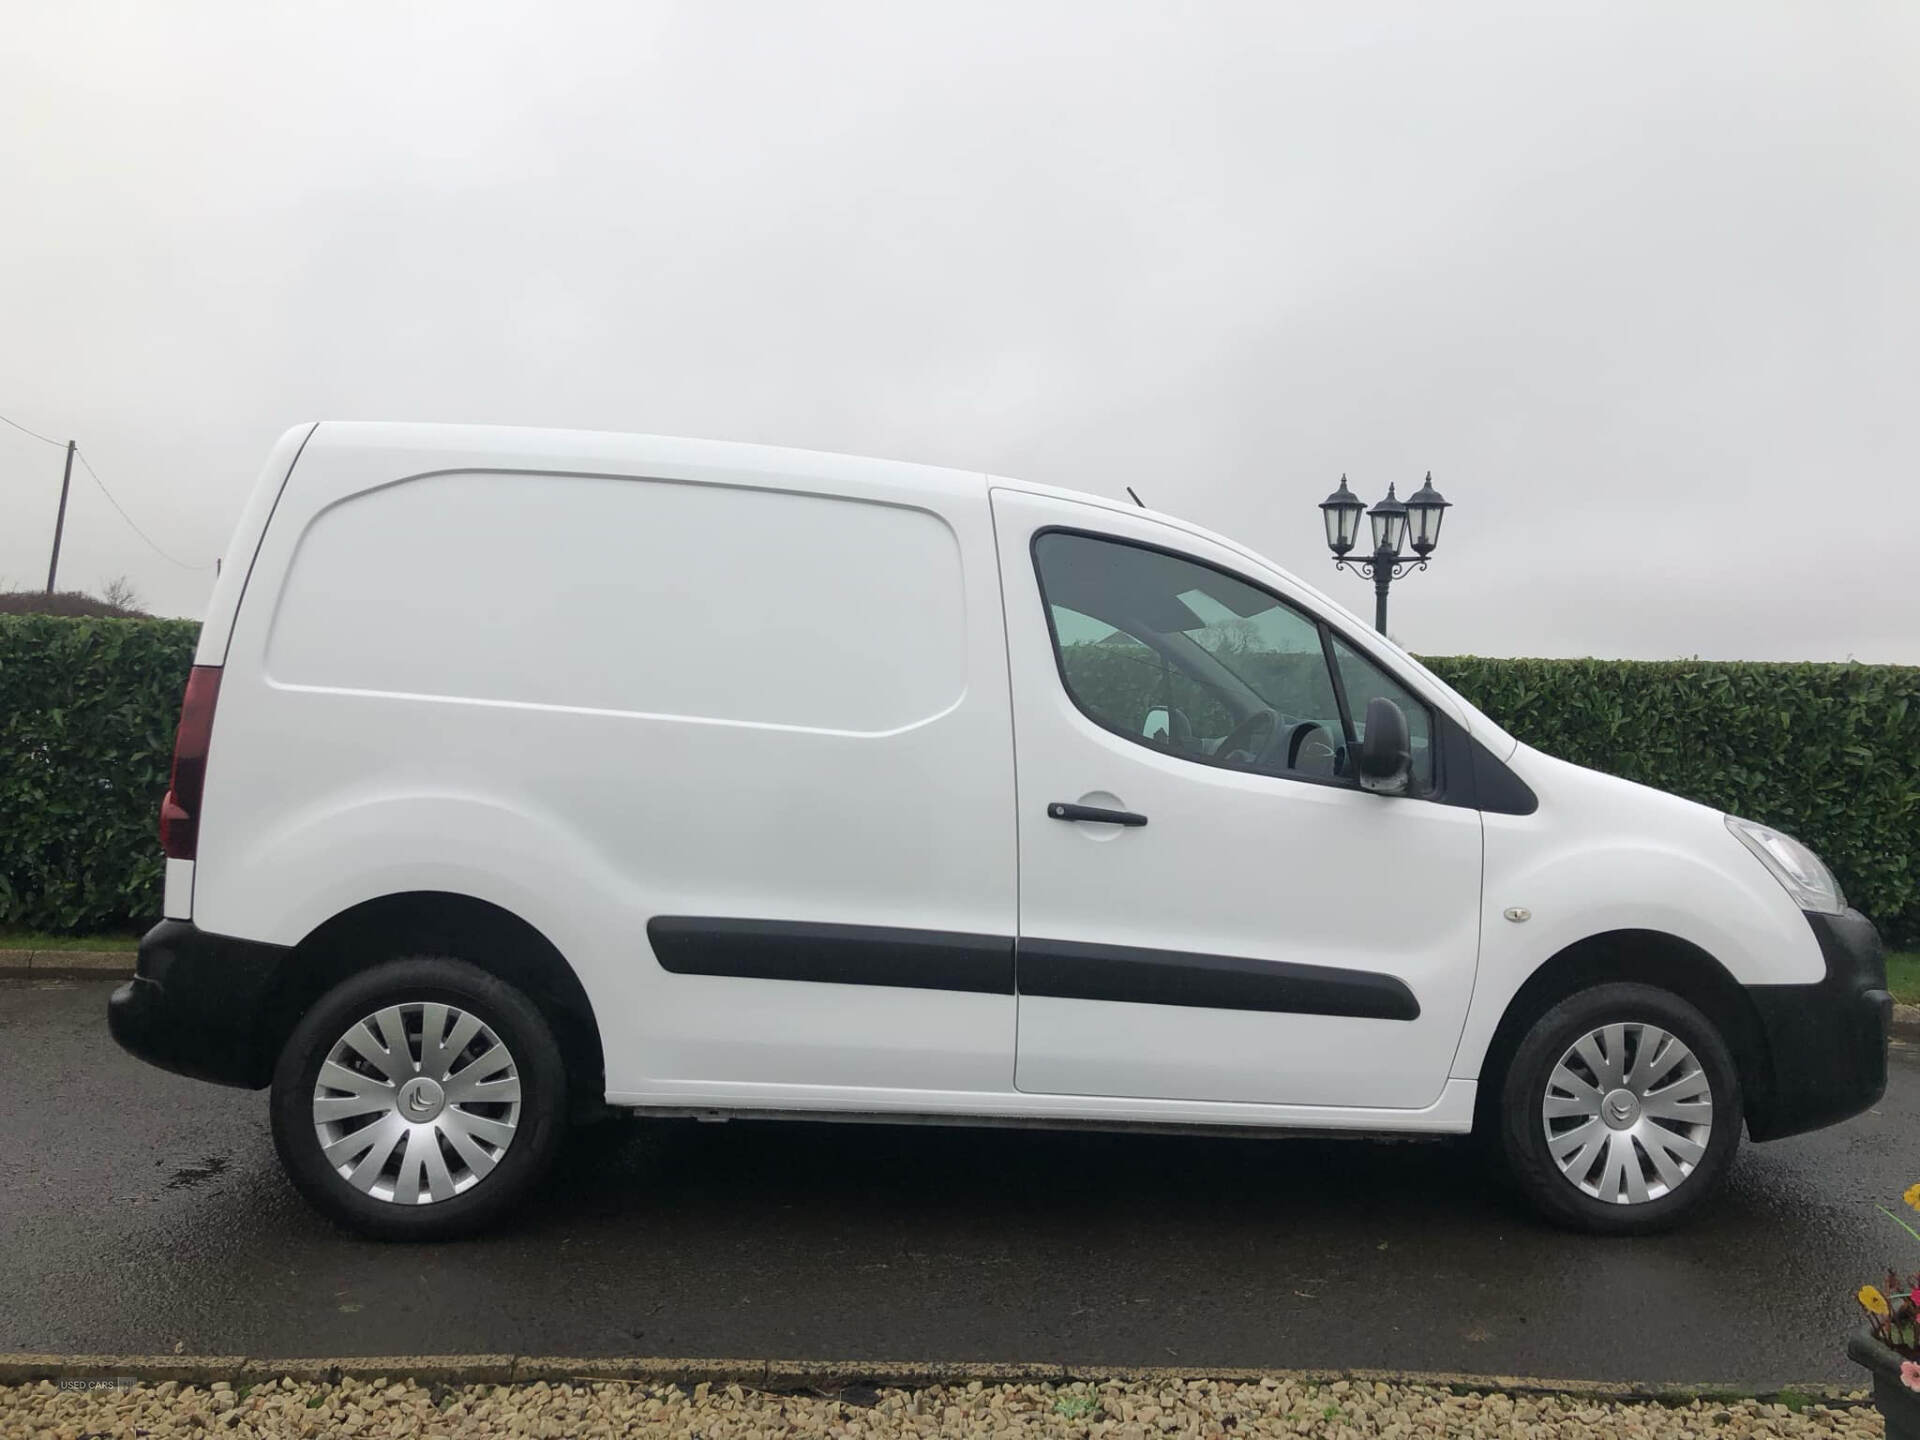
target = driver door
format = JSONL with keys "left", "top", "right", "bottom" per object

{"left": 993, "top": 487, "right": 1483, "bottom": 1111}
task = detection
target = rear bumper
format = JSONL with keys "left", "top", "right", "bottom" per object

{"left": 1743, "top": 908, "right": 1890, "bottom": 1142}
{"left": 107, "top": 920, "right": 292, "bottom": 1089}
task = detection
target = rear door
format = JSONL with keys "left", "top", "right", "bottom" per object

{"left": 992, "top": 488, "right": 1483, "bottom": 1111}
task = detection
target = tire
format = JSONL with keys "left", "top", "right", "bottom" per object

{"left": 271, "top": 957, "right": 566, "bottom": 1241}
{"left": 1498, "top": 982, "right": 1741, "bottom": 1234}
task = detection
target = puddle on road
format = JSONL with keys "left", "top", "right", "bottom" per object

{"left": 165, "top": 1155, "right": 230, "bottom": 1190}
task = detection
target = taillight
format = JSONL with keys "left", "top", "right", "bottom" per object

{"left": 159, "top": 665, "right": 222, "bottom": 860}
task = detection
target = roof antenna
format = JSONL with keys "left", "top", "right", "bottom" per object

{"left": 1125, "top": 486, "right": 1145, "bottom": 507}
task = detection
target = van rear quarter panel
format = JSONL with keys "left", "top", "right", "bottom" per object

{"left": 195, "top": 425, "right": 1018, "bottom": 1098}
{"left": 194, "top": 423, "right": 316, "bottom": 666}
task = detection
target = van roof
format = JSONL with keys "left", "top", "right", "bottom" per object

{"left": 303, "top": 417, "right": 1199, "bottom": 523}
{"left": 304, "top": 419, "right": 997, "bottom": 495}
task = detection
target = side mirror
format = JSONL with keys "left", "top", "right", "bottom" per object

{"left": 1356, "top": 697, "right": 1411, "bottom": 795}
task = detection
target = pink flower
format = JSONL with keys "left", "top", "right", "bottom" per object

{"left": 1902, "top": 1361, "right": 1920, "bottom": 1394}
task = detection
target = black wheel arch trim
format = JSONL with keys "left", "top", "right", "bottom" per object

{"left": 110, "top": 895, "right": 611, "bottom": 1119}
{"left": 1473, "top": 915, "right": 1889, "bottom": 1145}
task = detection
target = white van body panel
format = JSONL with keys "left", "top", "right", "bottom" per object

{"left": 173, "top": 422, "right": 1849, "bottom": 1141}
{"left": 196, "top": 424, "right": 1020, "bottom": 1098}
{"left": 623, "top": 1077, "right": 1482, "bottom": 1132}
{"left": 1451, "top": 744, "right": 1827, "bottom": 1079}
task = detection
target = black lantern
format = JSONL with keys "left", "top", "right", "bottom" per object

{"left": 1319, "top": 475, "right": 1365, "bottom": 556}
{"left": 1319, "top": 472, "right": 1452, "bottom": 633}
{"left": 1368, "top": 483, "right": 1409, "bottom": 556}
{"left": 1404, "top": 471, "right": 1450, "bottom": 556}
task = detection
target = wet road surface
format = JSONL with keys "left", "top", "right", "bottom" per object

{"left": 4, "top": 978, "right": 1913, "bottom": 1385}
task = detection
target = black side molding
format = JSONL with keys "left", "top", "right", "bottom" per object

{"left": 648, "top": 916, "right": 1015, "bottom": 996}
{"left": 1019, "top": 937, "right": 1420, "bottom": 1021}
{"left": 649, "top": 917, "right": 1419, "bottom": 1021}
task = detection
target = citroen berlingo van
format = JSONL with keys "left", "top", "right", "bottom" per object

{"left": 109, "top": 423, "right": 1890, "bottom": 1239}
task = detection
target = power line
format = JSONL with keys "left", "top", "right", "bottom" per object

{"left": 0, "top": 410, "right": 67, "bottom": 448}
{"left": 74, "top": 447, "right": 214, "bottom": 572}
{"left": 7, "top": 405, "right": 216, "bottom": 576}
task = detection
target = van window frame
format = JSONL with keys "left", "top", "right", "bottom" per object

{"left": 1027, "top": 525, "right": 1445, "bottom": 800}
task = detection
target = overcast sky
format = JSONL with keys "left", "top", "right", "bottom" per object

{"left": 2, "top": 2, "right": 1914, "bottom": 661}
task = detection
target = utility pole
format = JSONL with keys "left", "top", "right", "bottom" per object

{"left": 45, "top": 440, "right": 75, "bottom": 594}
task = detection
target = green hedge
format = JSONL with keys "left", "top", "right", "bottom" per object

{"left": 1, "top": 617, "right": 1915, "bottom": 945}
{"left": 0, "top": 617, "right": 199, "bottom": 932}
{"left": 1424, "top": 657, "right": 1919, "bottom": 946}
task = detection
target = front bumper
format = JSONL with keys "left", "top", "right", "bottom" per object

{"left": 1744, "top": 907, "right": 1890, "bottom": 1142}
{"left": 107, "top": 920, "right": 293, "bottom": 1089}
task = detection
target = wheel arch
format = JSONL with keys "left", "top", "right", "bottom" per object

{"left": 265, "top": 890, "right": 607, "bottom": 1120}
{"left": 1470, "top": 928, "right": 1769, "bottom": 1133}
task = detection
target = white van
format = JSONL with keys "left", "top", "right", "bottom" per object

{"left": 109, "top": 423, "right": 1889, "bottom": 1240}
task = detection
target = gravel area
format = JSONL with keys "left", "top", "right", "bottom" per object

{"left": 0, "top": 1375, "right": 1885, "bottom": 1439}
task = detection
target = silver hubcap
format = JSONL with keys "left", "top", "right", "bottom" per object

{"left": 311, "top": 1002, "right": 521, "bottom": 1205}
{"left": 1542, "top": 1022, "right": 1713, "bottom": 1204}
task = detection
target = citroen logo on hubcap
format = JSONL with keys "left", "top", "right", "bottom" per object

{"left": 1602, "top": 1088, "right": 1639, "bottom": 1129}
{"left": 397, "top": 1076, "right": 445, "bottom": 1123}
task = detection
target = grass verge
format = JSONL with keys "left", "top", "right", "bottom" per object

{"left": 0, "top": 929, "right": 140, "bottom": 952}
{"left": 1888, "top": 951, "right": 1920, "bottom": 1006}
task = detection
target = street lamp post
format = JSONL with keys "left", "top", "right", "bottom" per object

{"left": 1318, "top": 472, "right": 1451, "bottom": 633}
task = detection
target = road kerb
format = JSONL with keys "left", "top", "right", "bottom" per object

{"left": 0, "top": 949, "right": 136, "bottom": 980}
{"left": 0, "top": 1353, "right": 1870, "bottom": 1405}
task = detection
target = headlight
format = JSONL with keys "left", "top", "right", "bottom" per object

{"left": 1726, "top": 815, "right": 1846, "bottom": 915}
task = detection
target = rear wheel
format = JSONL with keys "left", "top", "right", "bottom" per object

{"left": 271, "top": 957, "right": 566, "bottom": 1240}
{"left": 1498, "top": 982, "right": 1740, "bottom": 1234}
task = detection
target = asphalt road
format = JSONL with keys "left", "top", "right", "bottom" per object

{"left": 4, "top": 977, "right": 1914, "bottom": 1386}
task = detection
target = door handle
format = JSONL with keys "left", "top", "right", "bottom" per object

{"left": 1047, "top": 802, "right": 1148, "bottom": 827}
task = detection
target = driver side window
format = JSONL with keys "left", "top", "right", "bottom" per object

{"left": 1048, "top": 605, "right": 1233, "bottom": 752}
{"left": 1034, "top": 531, "right": 1366, "bottom": 785}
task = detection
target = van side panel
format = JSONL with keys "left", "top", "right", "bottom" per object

{"left": 263, "top": 471, "right": 966, "bottom": 732}
{"left": 195, "top": 427, "right": 1019, "bottom": 1101}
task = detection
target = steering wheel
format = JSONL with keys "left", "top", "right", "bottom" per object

{"left": 1285, "top": 719, "right": 1341, "bottom": 777}
{"left": 1215, "top": 707, "right": 1278, "bottom": 766}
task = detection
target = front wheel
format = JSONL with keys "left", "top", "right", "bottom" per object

{"left": 270, "top": 957, "right": 566, "bottom": 1240}
{"left": 1498, "top": 983, "right": 1741, "bottom": 1234}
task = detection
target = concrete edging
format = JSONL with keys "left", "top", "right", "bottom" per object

{"left": 0, "top": 949, "right": 134, "bottom": 980}
{"left": 0, "top": 1352, "right": 1871, "bottom": 1405}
